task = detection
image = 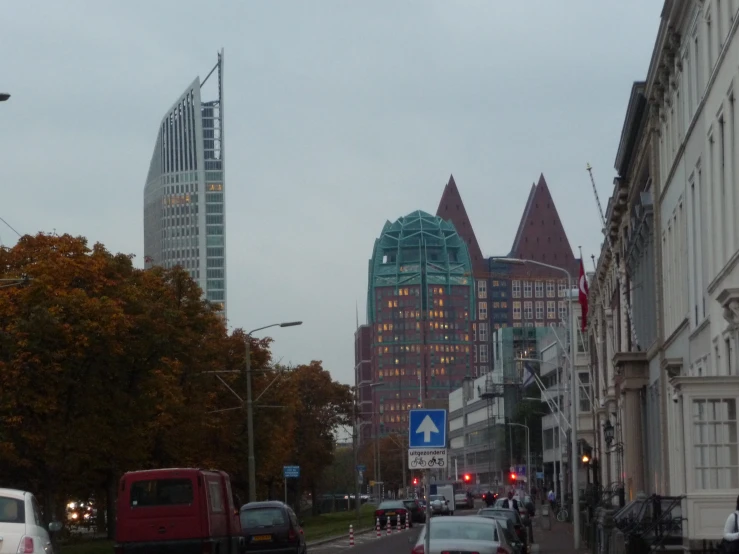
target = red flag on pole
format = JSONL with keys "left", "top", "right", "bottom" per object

{"left": 578, "top": 258, "right": 589, "bottom": 331}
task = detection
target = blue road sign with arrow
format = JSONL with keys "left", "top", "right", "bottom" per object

{"left": 408, "top": 409, "right": 447, "bottom": 448}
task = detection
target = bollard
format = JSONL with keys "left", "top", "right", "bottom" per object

{"left": 376, "top": 517, "right": 381, "bottom": 538}
{"left": 397, "top": 516, "right": 401, "bottom": 532}
{"left": 349, "top": 524, "right": 354, "bottom": 547}
{"left": 386, "top": 519, "right": 391, "bottom": 535}
{"left": 405, "top": 514, "right": 409, "bottom": 530}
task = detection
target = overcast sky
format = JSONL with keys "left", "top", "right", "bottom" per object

{"left": 1, "top": 0, "right": 663, "bottom": 386}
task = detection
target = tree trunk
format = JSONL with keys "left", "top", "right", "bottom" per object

{"left": 96, "top": 487, "right": 107, "bottom": 535}
{"left": 106, "top": 473, "right": 118, "bottom": 540}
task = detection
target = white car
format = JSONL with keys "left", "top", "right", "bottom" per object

{"left": 427, "top": 495, "right": 450, "bottom": 515}
{"left": 0, "top": 488, "right": 59, "bottom": 553}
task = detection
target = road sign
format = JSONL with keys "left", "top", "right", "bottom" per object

{"left": 408, "top": 409, "right": 447, "bottom": 448}
{"left": 283, "top": 465, "right": 300, "bottom": 478}
{"left": 356, "top": 464, "right": 366, "bottom": 472}
{"left": 516, "top": 465, "right": 526, "bottom": 475}
{"left": 408, "top": 448, "right": 447, "bottom": 469}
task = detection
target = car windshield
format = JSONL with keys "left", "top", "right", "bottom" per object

{"left": 240, "top": 507, "right": 287, "bottom": 528}
{"left": 378, "top": 501, "right": 404, "bottom": 510}
{"left": 429, "top": 495, "right": 444, "bottom": 501}
{"left": 0, "top": 496, "right": 25, "bottom": 524}
{"left": 427, "top": 519, "right": 495, "bottom": 541}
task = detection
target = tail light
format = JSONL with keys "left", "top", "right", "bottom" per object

{"left": 496, "top": 548, "right": 508, "bottom": 554}
{"left": 411, "top": 544, "right": 424, "bottom": 554}
{"left": 16, "top": 537, "right": 34, "bottom": 554}
{"left": 375, "top": 509, "right": 384, "bottom": 516}
{"left": 288, "top": 528, "right": 298, "bottom": 542}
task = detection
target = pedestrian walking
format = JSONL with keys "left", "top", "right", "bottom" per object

{"left": 720, "top": 494, "right": 739, "bottom": 553}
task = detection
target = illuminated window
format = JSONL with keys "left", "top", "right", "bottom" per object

{"left": 387, "top": 300, "right": 393, "bottom": 308}
{"left": 535, "top": 281, "right": 544, "bottom": 298}
{"left": 546, "top": 281, "right": 555, "bottom": 297}
{"left": 493, "top": 280, "right": 499, "bottom": 287}
{"left": 439, "top": 299, "right": 444, "bottom": 307}
{"left": 513, "top": 302, "right": 521, "bottom": 320}
{"left": 477, "top": 280, "right": 487, "bottom": 299}
{"left": 512, "top": 280, "right": 521, "bottom": 298}
{"left": 501, "top": 301, "right": 508, "bottom": 309}
{"left": 472, "top": 323, "right": 477, "bottom": 341}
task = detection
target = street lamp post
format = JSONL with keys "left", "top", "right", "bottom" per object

{"left": 246, "top": 321, "right": 302, "bottom": 503}
{"left": 508, "top": 422, "right": 530, "bottom": 495}
{"left": 492, "top": 256, "right": 580, "bottom": 548}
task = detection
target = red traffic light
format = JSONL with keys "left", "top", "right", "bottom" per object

{"left": 463, "top": 474, "right": 471, "bottom": 482}
{"left": 509, "top": 472, "right": 517, "bottom": 482}
{"left": 413, "top": 478, "right": 419, "bottom": 485}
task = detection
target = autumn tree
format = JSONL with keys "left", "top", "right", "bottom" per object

{"left": 288, "top": 361, "right": 353, "bottom": 514}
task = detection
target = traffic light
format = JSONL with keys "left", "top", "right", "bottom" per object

{"left": 581, "top": 453, "right": 590, "bottom": 464}
{"left": 463, "top": 474, "right": 472, "bottom": 483}
{"left": 509, "top": 472, "right": 517, "bottom": 483}
{"left": 412, "top": 477, "right": 419, "bottom": 485}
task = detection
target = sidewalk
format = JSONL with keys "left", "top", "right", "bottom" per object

{"left": 532, "top": 518, "right": 589, "bottom": 554}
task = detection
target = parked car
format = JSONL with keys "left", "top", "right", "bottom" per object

{"left": 402, "top": 499, "right": 426, "bottom": 523}
{"left": 375, "top": 500, "right": 411, "bottom": 528}
{"left": 0, "top": 488, "right": 61, "bottom": 554}
{"left": 240, "top": 501, "right": 306, "bottom": 554}
{"left": 114, "top": 468, "right": 244, "bottom": 554}
{"left": 477, "top": 512, "right": 525, "bottom": 554}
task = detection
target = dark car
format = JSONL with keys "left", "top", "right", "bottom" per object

{"left": 402, "top": 499, "right": 426, "bottom": 523}
{"left": 478, "top": 513, "right": 525, "bottom": 554}
{"left": 240, "top": 501, "right": 306, "bottom": 554}
{"left": 374, "top": 500, "right": 411, "bottom": 528}
{"left": 478, "top": 507, "right": 528, "bottom": 550}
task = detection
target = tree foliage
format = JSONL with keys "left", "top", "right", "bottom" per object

{"left": 0, "top": 234, "right": 351, "bottom": 529}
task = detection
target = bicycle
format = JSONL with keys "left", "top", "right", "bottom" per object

{"left": 555, "top": 506, "right": 568, "bottom": 522}
{"left": 410, "top": 456, "right": 426, "bottom": 468}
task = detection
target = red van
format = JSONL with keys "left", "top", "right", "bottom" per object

{"left": 114, "top": 468, "right": 244, "bottom": 554}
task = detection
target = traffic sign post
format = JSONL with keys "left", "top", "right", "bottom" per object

{"left": 283, "top": 465, "right": 300, "bottom": 505}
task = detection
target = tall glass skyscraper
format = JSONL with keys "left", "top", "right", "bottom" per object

{"left": 144, "top": 50, "right": 227, "bottom": 316}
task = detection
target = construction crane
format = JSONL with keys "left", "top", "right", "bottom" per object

{"left": 585, "top": 164, "right": 639, "bottom": 350}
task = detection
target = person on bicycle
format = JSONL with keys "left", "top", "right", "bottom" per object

{"left": 548, "top": 489, "right": 557, "bottom": 510}
{"left": 484, "top": 490, "right": 495, "bottom": 507}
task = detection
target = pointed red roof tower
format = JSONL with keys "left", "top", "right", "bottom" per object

{"left": 509, "top": 173, "right": 577, "bottom": 271}
{"left": 436, "top": 174, "right": 486, "bottom": 273}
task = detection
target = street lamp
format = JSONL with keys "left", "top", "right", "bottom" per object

{"left": 492, "top": 256, "right": 580, "bottom": 548}
{"left": 246, "top": 321, "right": 302, "bottom": 503}
{"left": 0, "top": 93, "right": 10, "bottom": 102}
{"left": 508, "top": 422, "right": 530, "bottom": 494}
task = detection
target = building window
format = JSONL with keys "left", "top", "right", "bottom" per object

{"left": 513, "top": 302, "right": 521, "bottom": 320}
{"left": 535, "top": 301, "right": 544, "bottom": 320}
{"left": 693, "top": 398, "right": 739, "bottom": 489}
{"left": 478, "top": 280, "right": 487, "bottom": 299}
{"left": 547, "top": 301, "right": 556, "bottom": 319}
{"left": 524, "top": 301, "right": 533, "bottom": 320}
{"left": 535, "top": 281, "right": 544, "bottom": 298}
{"left": 478, "top": 302, "right": 488, "bottom": 320}
{"left": 480, "top": 344, "right": 489, "bottom": 363}
{"left": 474, "top": 345, "right": 478, "bottom": 363}
{"left": 523, "top": 281, "right": 532, "bottom": 298}
{"left": 501, "top": 301, "right": 507, "bottom": 309}
{"left": 558, "top": 281, "right": 567, "bottom": 296}
{"left": 578, "top": 372, "right": 591, "bottom": 413}
{"left": 546, "top": 281, "right": 555, "bottom": 297}
{"left": 479, "top": 322, "right": 488, "bottom": 343}
{"left": 512, "top": 280, "right": 521, "bottom": 298}
{"left": 472, "top": 322, "right": 477, "bottom": 341}
{"left": 558, "top": 301, "right": 567, "bottom": 321}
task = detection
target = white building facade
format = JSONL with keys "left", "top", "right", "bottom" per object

{"left": 143, "top": 50, "right": 227, "bottom": 316}
{"left": 651, "top": 0, "right": 739, "bottom": 542}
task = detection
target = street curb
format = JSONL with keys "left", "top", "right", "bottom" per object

{"left": 306, "top": 526, "right": 375, "bottom": 547}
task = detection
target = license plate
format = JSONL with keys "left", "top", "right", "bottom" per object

{"left": 386, "top": 511, "right": 396, "bottom": 516}
{"left": 252, "top": 535, "right": 272, "bottom": 542}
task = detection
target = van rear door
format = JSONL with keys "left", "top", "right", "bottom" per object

{"left": 120, "top": 474, "right": 203, "bottom": 543}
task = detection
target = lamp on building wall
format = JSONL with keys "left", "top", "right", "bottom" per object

{"left": 603, "top": 420, "right": 615, "bottom": 446}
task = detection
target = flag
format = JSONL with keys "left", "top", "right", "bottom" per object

{"left": 578, "top": 258, "right": 589, "bottom": 331}
{"left": 521, "top": 362, "right": 536, "bottom": 389}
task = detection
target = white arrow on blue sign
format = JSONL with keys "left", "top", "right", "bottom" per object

{"left": 408, "top": 409, "right": 447, "bottom": 448}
